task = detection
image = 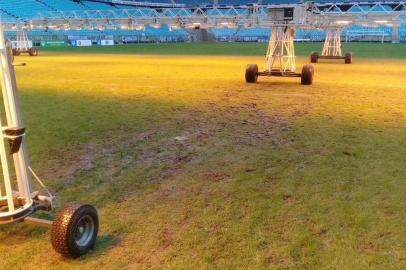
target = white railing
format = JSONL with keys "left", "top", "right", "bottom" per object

{"left": 345, "top": 30, "right": 388, "bottom": 43}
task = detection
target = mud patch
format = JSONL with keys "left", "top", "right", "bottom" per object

{"left": 201, "top": 170, "right": 230, "bottom": 182}
{"left": 39, "top": 93, "right": 295, "bottom": 201}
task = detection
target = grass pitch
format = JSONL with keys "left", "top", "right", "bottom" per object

{"left": 0, "top": 42, "right": 405, "bottom": 269}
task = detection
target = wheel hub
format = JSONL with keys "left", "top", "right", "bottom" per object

{"left": 74, "top": 215, "right": 95, "bottom": 247}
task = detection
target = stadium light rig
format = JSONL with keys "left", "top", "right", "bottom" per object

{"left": 245, "top": 3, "right": 314, "bottom": 85}
{"left": 0, "top": 23, "right": 99, "bottom": 258}
{"left": 12, "top": 29, "right": 39, "bottom": 57}
{"left": 310, "top": 27, "right": 353, "bottom": 64}
{"left": 309, "top": 17, "right": 353, "bottom": 64}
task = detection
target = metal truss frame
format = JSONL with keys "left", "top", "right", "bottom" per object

{"left": 322, "top": 28, "right": 342, "bottom": 57}
{"left": 2, "top": 2, "right": 406, "bottom": 30}
{"left": 264, "top": 26, "right": 296, "bottom": 73}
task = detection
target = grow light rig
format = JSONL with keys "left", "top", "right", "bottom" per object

{"left": 13, "top": 29, "right": 38, "bottom": 56}
{"left": 245, "top": 4, "right": 318, "bottom": 84}
{"left": 0, "top": 22, "right": 98, "bottom": 258}
{"left": 310, "top": 27, "right": 352, "bottom": 64}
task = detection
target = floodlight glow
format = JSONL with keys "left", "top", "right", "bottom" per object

{"left": 134, "top": 25, "right": 145, "bottom": 30}
{"left": 336, "top": 20, "right": 351, "bottom": 25}
{"left": 219, "top": 22, "right": 234, "bottom": 26}
{"left": 169, "top": 25, "right": 180, "bottom": 31}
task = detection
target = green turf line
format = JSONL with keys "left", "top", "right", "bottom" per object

{"left": 39, "top": 42, "right": 406, "bottom": 58}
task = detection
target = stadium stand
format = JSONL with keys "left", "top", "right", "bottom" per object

{"left": 1, "top": 0, "right": 405, "bottom": 44}
{"left": 210, "top": 27, "right": 238, "bottom": 41}
{"left": 236, "top": 27, "right": 272, "bottom": 42}
{"left": 81, "top": 1, "right": 117, "bottom": 10}
{"left": 0, "top": 0, "right": 52, "bottom": 20}
{"left": 41, "top": 0, "right": 87, "bottom": 11}
{"left": 343, "top": 24, "right": 392, "bottom": 42}
{"left": 217, "top": 0, "right": 253, "bottom": 5}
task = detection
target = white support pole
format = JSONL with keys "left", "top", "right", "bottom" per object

{"left": 0, "top": 127, "right": 15, "bottom": 212}
{"left": 0, "top": 23, "right": 32, "bottom": 204}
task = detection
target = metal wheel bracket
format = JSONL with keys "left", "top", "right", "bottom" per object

{"left": 23, "top": 216, "right": 53, "bottom": 228}
{"left": 317, "top": 55, "right": 346, "bottom": 60}
{"left": 258, "top": 70, "right": 302, "bottom": 78}
{"left": 33, "top": 194, "right": 54, "bottom": 212}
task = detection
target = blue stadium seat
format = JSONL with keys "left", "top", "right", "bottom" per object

{"left": 0, "top": 0, "right": 402, "bottom": 43}
{"left": 82, "top": 1, "right": 117, "bottom": 10}
{"left": 0, "top": 0, "right": 52, "bottom": 19}
{"left": 217, "top": 0, "right": 253, "bottom": 5}
{"left": 41, "top": 0, "right": 85, "bottom": 11}
{"left": 237, "top": 27, "right": 271, "bottom": 41}
{"left": 210, "top": 27, "right": 238, "bottom": 40}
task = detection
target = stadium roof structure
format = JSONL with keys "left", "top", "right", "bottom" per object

{"left": 3, "top": 1, "right": 406, "bottom": 30}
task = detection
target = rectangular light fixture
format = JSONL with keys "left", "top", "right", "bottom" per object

{"left": 336, "top": 20, "right": 351, "bottom": 25}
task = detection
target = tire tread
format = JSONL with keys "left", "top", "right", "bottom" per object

{"left": 51, "top": 203, "right": 98, "bottom": 258}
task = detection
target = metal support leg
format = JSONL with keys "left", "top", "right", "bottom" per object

{"left": 322, "top": 28, "right": 342, "bottom": 57}
{"left": 264, "top": 26, "right": 296, "bottom": 74}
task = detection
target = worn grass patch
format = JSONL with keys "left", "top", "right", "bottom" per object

{"left": 0, "top": 43, "right": 404, "bottom": 269}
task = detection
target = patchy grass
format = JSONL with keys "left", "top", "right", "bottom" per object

{"left": 0, "top": 43, "right": 405, "bottom": 269}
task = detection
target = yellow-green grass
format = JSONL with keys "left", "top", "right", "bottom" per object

{"left": 0, "top": 43, "right": 405, "bottom": 269}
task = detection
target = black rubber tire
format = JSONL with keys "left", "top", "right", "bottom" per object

{"left": 301, "top": 64, "right": 314, "bottom": 85}
{"left": 310, "top": 52, "right": 319, "bottom": 63}
{"left": 245, "top": 64, "right": 258, "bottom": 83}
{"left": 29, "top": 47, "right": 38, "bottom": 56}
{"left": 345, "top": 52, "right": 352, "bottom": 64}
{"left": 51, "top": 203, "right": 99, "bottom": 258}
